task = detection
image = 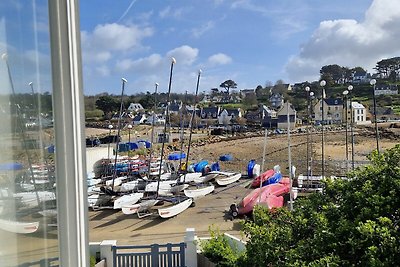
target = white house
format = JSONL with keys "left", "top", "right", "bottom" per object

{"left": 132, "top": 114, "right": 147, "bottom": 125}
{"left": 351, "top": 102, "right": 368, "bottom": 125}
{"left": 145, "top": 114, "right": 165, "bottom": 125}
{"left": 374, "top": 84, "right": 398, "bottom": 96}
{"left": 218, "top": 108, "right": 242, "bottom": 125}
{"left": 127, "top": 103, "right": 144, "bottom": 113}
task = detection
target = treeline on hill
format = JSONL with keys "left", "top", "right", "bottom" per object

{"left": 4, "top": 56, "right": 400, "bottom": 120}
{"left": 84, "top": 56, "right": 400, "bottom": 120}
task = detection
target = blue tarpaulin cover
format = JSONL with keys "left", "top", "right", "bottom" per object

{"left": 211, "top": 162, "right": 220, "bottom": 171}
{"left": 168, "top": 153, "right": 186, "bottom": 160}
{"left": 194, "top": 160, "right": 208, "bottom": 172}
{"left": 247, "top": 159, "right": 256, "bottom": 177}
{"left": 0, "top": 162, "right": 24, "bottom": 171}
{"left": 262, "top": 172, "right": 282, "bottom": 186}
{"left": 219, "top": 154, "right": 233, "bottom": 161}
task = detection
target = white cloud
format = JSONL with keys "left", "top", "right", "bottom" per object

{"left": 207, "top": 53, "right": 232, "bottom": 66}
{"left": 285, "top": 0, "right": 400, "bottom": 83}
{"left": 191, "top": 21, "right": 215, "bottom": 38}
{"left": 115, "top": 54, "right": 163, "bottom": 72}
{"left": 159, "top": 6, "right": 187, "bottom": 19}
{"left": 166, "top": 45, "right": 199, "bottom": 66}
{"left": 96, "top": 65, "right": 110, "bottom": 77}
{"left": 81, "top": 23, "right": 153, "bottom": 63}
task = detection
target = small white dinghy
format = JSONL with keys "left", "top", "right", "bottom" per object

{"left": 177, "top": 172, "right": 202, "bottom": 183}
{"left": 194, "top": 172, "right": 219, "bottom": 184}
{"left": 170, "top": 183, "right": 189, "bottom": 194}
{"left": 184, "top": 184, "right": 215, "bottom": 198}
{"left": 215, "top": 172, "right": 242, "bottom": 186}
{"left": 158, "top": 197, "right": 193, "bottom": 219}
{"left": 113, "top": 192, "right": 144, "bottom": 209}
{"left": 121, "top": 199, "right": 160, "bottom": 216}
{"left": 0, "top": 218, "right": 39, "bottom": 234}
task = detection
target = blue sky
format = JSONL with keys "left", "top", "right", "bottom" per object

{"left": 78, "top": 0, "right": 377, "bottom": 95}
{"left": 2, "top": 0, "right": 400, "bottom": 97}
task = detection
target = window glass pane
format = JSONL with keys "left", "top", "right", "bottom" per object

{"left": 0, "top": 1, "right": 58, "bottom": 266}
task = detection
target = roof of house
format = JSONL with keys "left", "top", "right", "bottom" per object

{"left": 128, "top": 103, "right": 144, "bottom": 110}
{"left": 132, "top": 114, "right": 146, "bottom": 121}
{"left": 324, "top": 98, "right": 343, "bottom": 106}
{"left": 351, "top": 102, "right": 365, "bottom": 109}
{"left": 223, "top": 108, "right": 241, "bottom": 116}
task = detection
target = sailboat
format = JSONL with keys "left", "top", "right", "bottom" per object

{"left": 176, "top": 70, "right": 215, "bottom": 199}
{"left": 122, "top": 58, "right": 194, "bottom": 218}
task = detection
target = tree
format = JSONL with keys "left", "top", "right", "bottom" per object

{"left": 320, "top": 64, "right": 345, "bottom": 85}
{"left": 219, "top": 80, "right": 237, "bottom": 95}
{"left": 242, "top": 93, "right": 258, "bottom": 108}
{"left": 95, "top": 95, "right": 119, "bottom": 118}
{"left": 374, "top": 57, "right": 400, "bottom": 80}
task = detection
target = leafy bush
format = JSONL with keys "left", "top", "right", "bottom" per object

{"left": 206, "top": 145, "right": 400, "bottom": 266}
{"left": 85, "top": 109, "right": 104, "bottom": 119}
{"left": 90, "top": 255, "right": 97, "bottom": 267}
{"left": 200, "top": 227, "right": 244, "bottom": 267}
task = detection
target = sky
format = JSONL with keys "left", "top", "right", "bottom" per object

{"left": 2, "top": 0, "right": 400, "bottom": 97}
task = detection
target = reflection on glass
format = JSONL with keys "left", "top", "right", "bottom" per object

{"left": 0, "top": 1, "right": 59, "bottom": 266}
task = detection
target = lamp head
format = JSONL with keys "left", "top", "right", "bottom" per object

{"left": 370, "top": 79, "right": 376, "bottom": 85}
{"left": 343, "top": 90, "right": 349, "bottom": 96}
{"left": 121, "top": 78, "right": 128, "bottom": 83}
{"left": 171, "top": 57, "right": 176, "bottom": 64}
{"left": 319, "top": 80, "right": 326, "bottom": 87}
{"left": 198, "top": 69, "right": 202, "bottom": 75}
{"left": 310, "top": 92, "right": 315, "bottom": 97}
{"left": 29, "top": 82, "right": 33, "bottom": 86}
{"left": 108, "top": 124, "right": 113, "bottom": 129}
{"left": 127, "top": 124, "right": 132, "bottom": 129}
{"left": 305, "top": 86, "right": 310, "bottom": 92}
{"left": 155, "top": 82, "right": 159, "bottom": 87}
{"left": 348, "top": 85, "right": 353, "bottom": 91}
{"left": 1, "top": 53, "right": 8, "bottom": 61}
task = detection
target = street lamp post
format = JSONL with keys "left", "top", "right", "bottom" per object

{"left": 107, "top": 124, "right": 113, "bottom": 176}
{"left": 305, "top": 86, "right": 311, "bottom": 179}
{"left": 348, "top": 85, "right": 355, "bottom": 170}
{"left": 309, "top": 91, "right": 315, "bottom": 178}
{"left": 370, "top": 79, "right": 380, "bottom": 154}
{"left": 342, "top": 90, "right": 349, "bottom": 172}
{"left": 127, "top": 124, "right": 132, "bottom": 146}
{"left": 320, "top": 80, "right": 326, "bottom": 178}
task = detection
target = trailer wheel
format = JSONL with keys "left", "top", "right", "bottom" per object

{"left": 190, "top": 201, "right": 196, "bottom": 208}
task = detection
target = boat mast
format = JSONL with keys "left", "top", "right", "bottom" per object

{"left": 182, "top": 70, "right": 202, "bottom": 183}
{"left": 287, "top": 102, "right": 294, "bottom": 211}
{"left": 178, "top": 91, "right": 188, "bottom": 172}
{"left": 2, "top": 54, "right": 40, "bottom": 207}
{"left": 257, "top": 128, "right": 268, "bottom": 204}
{"left": 147, "top": 82, "right": 159, "bottom": 179}
{"left": 156, "top": 58, "right": 176, "bottom": 197}
{"left": 111, "top": 78, "right": 127, "bottom": 190}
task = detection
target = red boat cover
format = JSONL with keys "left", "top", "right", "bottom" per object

{"left": 238, "top": 181, "right": 290, "bottom": 215}
{"left": 251, "top": 169, "right": 275, "bottom": 188}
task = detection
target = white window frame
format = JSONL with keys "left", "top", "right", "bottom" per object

{"left": 49, "top": 1, "right": 89, "bottom": 266}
